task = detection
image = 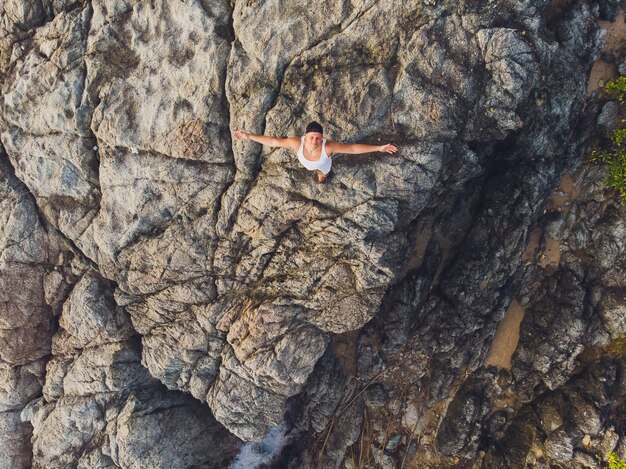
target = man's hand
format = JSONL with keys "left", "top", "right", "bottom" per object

{"left": 379, "top": 144, "right": 398, "bottom": 154}
{"left": 233, "top": 130, "right": 248, "bottom": 140}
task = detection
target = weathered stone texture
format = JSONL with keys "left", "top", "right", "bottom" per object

{"left": 0, "top": 0, "right": 624, "bottom": 467}
{"left": 0, "top": 151, "right": 64, "bottom": 468}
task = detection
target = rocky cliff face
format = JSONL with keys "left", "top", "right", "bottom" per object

{"left": 0, "top": 0, "right": 624, "bottom": 467}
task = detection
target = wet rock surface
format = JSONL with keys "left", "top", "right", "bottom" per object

{"left": 0, "top": 0, "right": 625, "bottom": 467}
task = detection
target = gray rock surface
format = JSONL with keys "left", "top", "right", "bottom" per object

{"left": 597, "top": 100, "right": 620, "bottom": 135}
{"left": 513, "top": 164, "right": 626, "bottom": 400}
{"left": 481, "top": 357, "right": 625, "bottom": 468}
{"left": 26, "top": 267, "right": 240, "bottom": 467}
{"left": 0, "top": 0, "right": 624, "bottom": 467}
{"left": 0, "top": 150, "right": 67, "bottom": 469}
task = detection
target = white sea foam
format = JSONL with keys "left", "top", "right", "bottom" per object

{"left": 229, "top": 424, "right": 289, "bottom": 469}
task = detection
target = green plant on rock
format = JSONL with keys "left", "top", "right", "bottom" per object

{"left": 605, "top": 76, "right": 626, "bottom": 103}
{"left": 606, "top": 451, "right": 626, "bottom": 469}
{"left": 590, "top": 77, "right": 626, "bottom": 205}
{"left": 590, "top": 128, "right": 626, "bottom": 205}
{"left": 597, "top": 451, "right": 626, "bottom": 469}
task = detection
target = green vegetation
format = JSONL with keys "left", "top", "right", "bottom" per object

{"left": 597, "top": 451, "right": 626, "bottom": 469}
{"left": 590, "top": 129, "right": 626, "bottom": 205}
{"left": 605, "top": 76, "right": 626, "bottom": 104}
{"left": 606, "top": 451, "right": 626, "bottom": 469}
{"left": 589, "top": 78, "right": 626, "bottom": 205}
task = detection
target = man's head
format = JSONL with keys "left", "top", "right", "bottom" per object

{"left": 305, "top": 121, "right": 323, "bottom": 134}
{"left": 305, "top": 121, "right": 323, "bottom": 149}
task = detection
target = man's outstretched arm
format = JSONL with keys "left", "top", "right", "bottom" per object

{"left": 326, "top": 141, "right": 398, "bottom": 155}
{"left": 233, "top": 130, "right": 298, "bottom": 150}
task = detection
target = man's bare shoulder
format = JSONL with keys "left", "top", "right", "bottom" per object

{"left": 324, "top": 140, "right": 343, "bottom": 154}
{"left": 284, "top": 136, "right": 301, "bottom": 150}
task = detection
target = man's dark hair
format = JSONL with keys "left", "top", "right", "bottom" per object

{"left": 305, "top": 121, "right": 323, "bottom": 134}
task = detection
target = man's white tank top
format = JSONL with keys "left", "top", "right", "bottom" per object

{"left": 297, "top": 136, "right": 332, "bottom": 174}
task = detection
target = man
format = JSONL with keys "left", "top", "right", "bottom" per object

{"left": 233, "top": 121, "right": 398, "bottom": 183}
